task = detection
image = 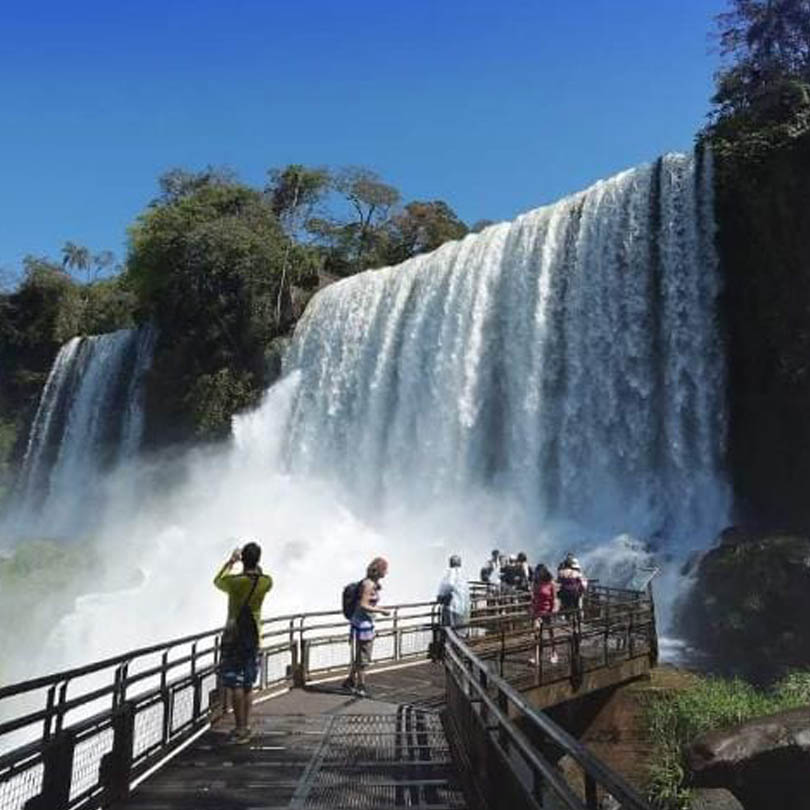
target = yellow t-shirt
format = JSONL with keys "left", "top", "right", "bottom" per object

{"left": 214, "top": 567, "right": 273, "bottom": 630}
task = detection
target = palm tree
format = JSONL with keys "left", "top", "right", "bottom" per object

{"left": 61, "top": 242, "right": 91, "bottom": 279}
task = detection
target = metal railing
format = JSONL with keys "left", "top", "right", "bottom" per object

{"left": 464, "top": 584, "right": 658, "bottom": 691}
{"left": 0, "top": 601, "right": 439, "bottom": 810}
{"left": 0, "top": 585, "right": 655, "bottom": 810}
{"left": 443, "top": 626, "right": 650, "bottom": 810}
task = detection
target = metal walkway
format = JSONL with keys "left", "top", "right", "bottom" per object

{"left": 0, "top": 586, "right": 655, "bottom": 810}
{"left": 120, "top": 669, "right": 463, "bottom": 810}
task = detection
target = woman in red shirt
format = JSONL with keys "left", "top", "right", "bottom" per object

{"left": 530, "top": 564, "right": 559, "bottom": 665}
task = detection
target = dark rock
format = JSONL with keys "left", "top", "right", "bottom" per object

{"left": 689, "top": 788, "right": 744, "bottom": 810}
{"left": 676, "top": 526, "right": 810, "bottom": 680}
{"left": 687, "top": 706, "right": 810, "bottom": 810}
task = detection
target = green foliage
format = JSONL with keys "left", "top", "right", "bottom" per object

{"left": 81, "top": 277, "right": 137, "bottom": 334}
{"left": 385, "top": 201, "right": 468, "bottom": 265}
{"left": 0, "top": 256, "right": 135, "bottom": 409}
{"left": 187, "top": 368, "right": 257, "bottom": 438}
{"left": 310, "top": 166, "right": 402, "bottom": 274}
{"left": 127, "top": 173, "right": 297, "bottom": 442}
{"left": 266, "top": 164, "right": 330, "bottom": 224}
{"left": 644, "top": 672, "right": 810, "bottom": 809}
{"left": 0, "top": 418, "right": 19, "bottom": 502}
{"left": 713, "top": 1, "right": 810, "bottom": 117}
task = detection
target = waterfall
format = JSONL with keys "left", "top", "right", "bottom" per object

{"left": 9, "top": 324, "right": 156, "bottom": 536}
{"left": 8, "top": 152, "right": 729, "bottom": 678}
{"left": 282, "top": 151, "right": 728, "bottom": 548}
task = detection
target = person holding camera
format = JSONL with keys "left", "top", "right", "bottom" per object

{"left": 214, "top": 542, "right": 273, "bottom": 743}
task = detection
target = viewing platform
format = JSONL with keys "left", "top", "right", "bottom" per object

{"left": 0, "top": 585, "right": 656, "bottom": 810}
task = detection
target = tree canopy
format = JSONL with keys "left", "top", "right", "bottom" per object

{"left": 712, "top": 1, "right": 810, "bottom": 120}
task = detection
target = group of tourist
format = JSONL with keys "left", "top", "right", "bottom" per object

{"left": 212, "top": 542, "right": 588, "bottom": 743}
{"left": 479, "top": 548, "right": 533, "bottom": 590}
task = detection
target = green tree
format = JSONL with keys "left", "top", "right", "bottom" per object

{"left": 712, "top": 0, "right": 810, "bottom": 117}
{"left": 331, "top": 167, "right": 401, "bottom": 272}
{"left": 266, "top": 165, "right": 331, "bottom": 320}
{"left": 61, "top": 241, "right": 91, "bottom": 279}
{"left": 127, "top": 172, "right": 297, "bottom": 440}
{"left": 385, "top": 200, "right": 468, "bottom": 265}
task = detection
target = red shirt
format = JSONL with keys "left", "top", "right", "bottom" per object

{"left": 532, "top": 581, "right": 556, "bottom": 617}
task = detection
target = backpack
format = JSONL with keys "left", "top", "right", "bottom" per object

{"left": 222, "top": 575, "right": 260, "bottom": 656}
{"left": 501, "top": 564, "right": 518, "bottom": 587}
{"left": 558, "top": 574, "right": 584, "bottom": 607}
{"left": 342, "top": 580, "right": 362, "bottom": 620}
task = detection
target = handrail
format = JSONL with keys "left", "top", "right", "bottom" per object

{"left": 443, "top": 626, "right": 651, "bottom": 810}
{"left": 0, "top": 584, "right": 655, "bottom": 810}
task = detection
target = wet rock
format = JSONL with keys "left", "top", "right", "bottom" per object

{"left": 676, "top": 527, "right": 810, "bottom": 680}
{"left": 686, "top": 706, "right": 810, "bottom": 810}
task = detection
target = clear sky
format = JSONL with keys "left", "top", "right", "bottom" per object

{"left": 0, "top": 0, "right": 726, "bottom": 276}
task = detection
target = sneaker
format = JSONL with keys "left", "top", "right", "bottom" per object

{"left": 528, "top": 658, "right": 537, "bottom": 666}
{"left": 341, "top": 677, "right": 356, "bottom": 692}
{"left": 234, "top": 728, "right": 253, "bottom": 745}
{"left": 549, "top": 652, "right": 559, "bottom": 664}
{"left": 355, "top": 686, "right": 369, "bottom": 699}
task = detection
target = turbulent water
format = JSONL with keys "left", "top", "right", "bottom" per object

{"left": 8, "top": 324, "right": 156, "bottom": 536}
{"left": 2, "top": 151, "right": 729, "bottom": 678}
{"left": 283, "top": 151, "right": 728, "bottom": 545}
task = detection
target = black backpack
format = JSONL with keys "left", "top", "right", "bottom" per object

{"left": 342, "top": 580, "right": 362, "bottom": 620}
{"left": 223, "top": 575, "right": 260, "bottom": 656}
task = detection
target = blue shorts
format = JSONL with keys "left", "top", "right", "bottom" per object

{"left": 220, "top": 653, "right": 259, "bottom": 689}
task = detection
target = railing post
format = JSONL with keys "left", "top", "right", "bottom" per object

{"left": 647, "top": 593, "right": 659, "bottom": 667}
{"left": 293, "top": 639, "right": 308, "bottom": 688}
{"left": 42, "top": 685, "right": 56, "bottom": 742}
{"left": 496, "top": 688, "right": 509, "bottom": 749}
{"left": 585, "top": 773, "right": 598, "bottom": 809}
{"left": 627, "top": 608, "right": 638, "bottom": 658}
{"left": 393, "top": 608, "right": 401, "bottom": 661}
{"left": 160, "top": 651, "right": 171, "bottom": 744}
{"left": 478, "top": 667, "right": 489, "bottom": 727}
{"left": 24, "top": 728, "right": 76, "bottom": 810}
{"left": 532, "top": 767, "right": 545, "bottom": 807}
{"left": 570, "top": 613, "right": 583, "bottom": 691}
{"left": 101, "top": 699, "right": 136, "bottom": 803}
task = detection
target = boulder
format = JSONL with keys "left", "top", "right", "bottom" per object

{"left": 676, "top": 527, "right": 810, "bottom": 680}
{"left": 689, "top": 788, "right": 744, "bottom": 809}
{"left": 686, "top": 706, "right": 810, "bottom": 810}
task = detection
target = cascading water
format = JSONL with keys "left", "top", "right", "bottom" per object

{"left": 282, "top": 151, "right": 728, "bottom": 549}
{"left": 8, "top": 150, "right": 729, "bottom": 679}
{"left": 7, "top": 324, "right": 156, "bottom": 537}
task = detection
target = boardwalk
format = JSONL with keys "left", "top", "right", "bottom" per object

{"left": 0, "top": 586, "right": 655, "bottom": 810}
{"left": 121, "top": 665, "right": 460, "bottom": 810}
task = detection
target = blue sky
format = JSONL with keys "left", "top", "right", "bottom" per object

{"left": 0, "top": 0, "right": 726, "bottom": 277}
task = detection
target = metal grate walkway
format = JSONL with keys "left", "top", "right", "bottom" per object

{"left": 119, "top": 674, "right": 468, "bottom": 810}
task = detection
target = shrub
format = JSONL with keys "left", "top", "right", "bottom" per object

{"left": 645, "top": 672, "right": 810, "bottom": 809}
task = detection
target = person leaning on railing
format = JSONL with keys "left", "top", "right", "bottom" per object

{"left": 214, "top": 542, "right": 273, "bottom": 744}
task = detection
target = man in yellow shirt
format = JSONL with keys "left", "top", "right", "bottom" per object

{"left": 214, "top": 542, "right": 272, "bottom": 743}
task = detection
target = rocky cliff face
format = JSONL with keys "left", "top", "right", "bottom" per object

{"left": 714, "top": 105, "right": 810, "bottom": 529}
{"left": 677, "top": 527, "right": 810, "bottom": 680}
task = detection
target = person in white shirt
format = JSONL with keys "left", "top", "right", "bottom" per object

{"left": 437, "top": 554, "right": 471, "bottom": 631}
